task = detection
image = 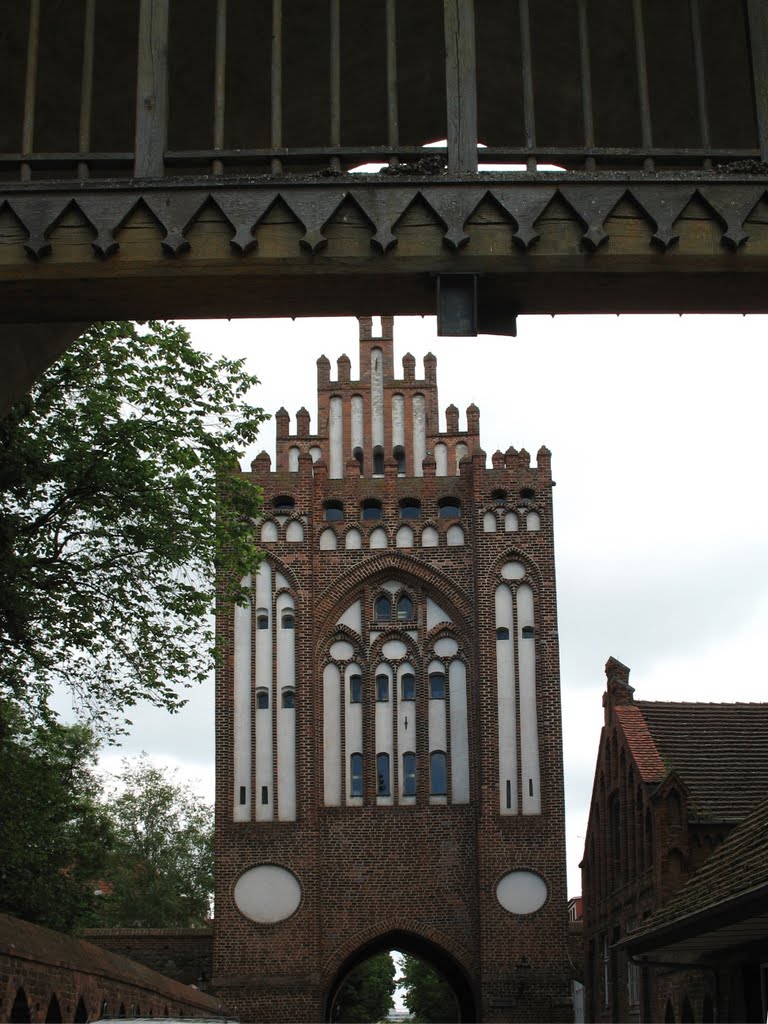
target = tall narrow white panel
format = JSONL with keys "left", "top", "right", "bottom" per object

{"left": 345, "top": 664, "right": 363, "bottom": 805}
{"left": 396, "top": 525, "right": 414, "bottom": 548}
{"left": 375, "top": 663, "right": 394, "bottom": 806}
{"left": 276, "top": 594, "right": 296, "bottom": 821}
{"left": 329, "top": 396, "right": 343, "bottom": 479}
{"left": 412, "top": 394, "right": 426, "bottom": 477}
{"left": 254, "top": 563, "right": 273, "bottom": 821}
{"left": 397, "top": 663, "right": 416, "bottom": 805}
{"left": 517, "top": 584, "right": 541, "bottom": 814}
{"left": 323, "top": 664, "right": 342, "bottom": 806}
{"left": 288, "top": 446, "right": 300, "bottom": 471}
{"left": 428, "top": 658, "right": 448, "bottom": 804}
{"left": 392, "top": 394, "right": 405, "bottom": 449}
{"left": 434, "top": 442, "right": 448, "bottom": 477}
{"left": 496, "top": 584, "right": 517, "bottom": 814}
{"left": 351, "top": 395, "right": 364, "bottom": 453}
{"left": 233, "top": 576, "right": 252, "bottom": 821}
{"left": 455, "top": 443, "right": 468, "bottom": 474}
{"left": 371, "top": 348, "right": 385, "bottom": 449}
{"left": 449, "top": 661, "right": 470, "bottom": 804}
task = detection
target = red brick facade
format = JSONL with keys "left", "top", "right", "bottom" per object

{"left": 214, "top": 318, "right": 572, "bottom": 1022}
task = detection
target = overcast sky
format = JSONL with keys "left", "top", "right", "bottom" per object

{"left": 102, "top": 312, "right": 768, "bottom": 896}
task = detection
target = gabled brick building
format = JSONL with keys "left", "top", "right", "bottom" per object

{"left": 582, "top": 658, "right": 768, "bottom": 1022}
{"left": 213, "top": 317, "right": 573, "bottom": 1022}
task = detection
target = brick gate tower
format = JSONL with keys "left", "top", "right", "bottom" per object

{"left": 214, "top": 318, "right": 571, "bottom": 1022}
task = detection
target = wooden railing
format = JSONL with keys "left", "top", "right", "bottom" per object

{"left": 1, "top": 0, "right": 766, "bottom": 183}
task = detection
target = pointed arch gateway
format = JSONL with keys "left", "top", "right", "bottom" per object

{"left": 324, "top": 929, "right": 476, "bottom": 1023}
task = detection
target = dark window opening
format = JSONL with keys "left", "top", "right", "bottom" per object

{"left": 377, "top": 752, "right": 391, "bottom": 796}
{"left": 429, "top": 672, "right": 446, "bottom": 699}
{"left": 372, "top": 446, "right": 385, "bottom": 475}
{"left": 239, "top": 786, "right": 246, "bottom": 805}
{"left": 282, "top": 689, "right": 295, "bottom": 709}
{"left": 273, "top": 495, "right": 295, "bottom": 512}
{"left": 256, "top": 614, "right": 269, "bottom": 630}
{"left": 400, "top": 499, "right": 421, "bottom": 519}
{"left": 520, "top": 487, "right": 535, "bottom": 501}
{"left": 496, "top": 627, "right": 510, "bottom": 640}
{"left": 393, "top": 445, "right": 406, "bottom": 475}
{"left": 352, "top": 447, "right": 364, "bottom": 476}
{"left": 401, "top": 673, "right": 415, "bottom": 701}
{"left": 376, "top": 674, "right": 389, "bottom": 702}
{"left": 256, "top": 690, "right": 269, "bottom": 710}
{"left": 529, "top": 778, "right": 534, "bottom": 797}
{"left": 349, "top": 674, "right": 362, "bottom": 703}
{"left": 438, "top": 500, "right": 461, "bottom": 518}
{"left": 362, "top": 500, "right": 383, "bottom": 520}
{"left": 374, "top": 595, "right": 392, "bottom": 622}
{"left": 402, "top": 752, "right": 416, "bottom": 796}
{"left": 281, "top": 611, "right": 295, "bottom": 629}
{"left": 261, "top": 786, "right": 269, "bottom": 805}
{"left": 430, "top": 751, "right": 447, "bottom": 796}
{"left": 397, "top": 594, "right": 414, "bottom": 621}
{"left": 324, "top": 501, "right": 344, "bottom": 522}
{"left": 492, "top": 489, "right": 507, "bottom": 505}
{"left": 506, "top": 780, "right": 512, "bottom": 809}
{"left": 350, "top": 753, "right": 363, "bottom": 797}
{"left": 522, "top": 625, "right": 535, "bottom": 639}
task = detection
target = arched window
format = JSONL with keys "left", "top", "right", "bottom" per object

{"left": 362, "top": 500, "right": 382, "bottom": 520}
{"left": 376, "top": 674, "right": 389, "bottom": 702}
{"left": 429, "top": 672, "right": 446, "bottom": 699}
{"left": 372, "top": 446, "right": 385, "bottom": 475}
{"left": 492, "top": 489, "right": 507, "bottom": 505}
{"left": 282, "top": 688, "right": 295, "bottom": 709}
{"left": 273, "top": 495, "right": 295, "bottom": 512}
{"left": 401, "top": 673, "right": 415, "bottom": 701}
{"left": 397, "top": 594, "right": 414, "bottom": 621}
{"left": 281, "top": 610, "right": 295, "bottom": 629}
{"left": 374, "top": 595, "right": 392, "bottom": 622}
{"left": 256, "top": 612, "right": 269, "bottom": 630}
{"left": 45, "top": 994, "right": 63, "bottom": 1023}
{"left": 520, "top": 487, "right": 535, "bottom": 501}
{"left": 438, "top": 499, "right": 461, "bottom": 518}
{"left": 324, "top": 501, "right": 344, "bottom": 522}
{"left": 349, "top": 674, "right": 362, "bottom": 703}
{"left": 430, "top": 751, "right": 447, "bottom": 795}
{"left": 393, "top": 445, "right": 406, "bottom": 475}
{"left": 521, "top": 625, "right": 534, "bottom": 639}
{"left": 256, "top": 689, "right": 269, "bottom": 710}
{"left": 402, "top": 752, "right": 416, "bottom": 796}
{"left": 350, "top": 753, "right": 363, "bottom": 797}
{"left": 377, "top": 752, "right": 391, "bottom": 796}
{"left": 352, "top": 447, "right": 364, "bottom": 476}
{"left": 496, "top": 627, "right": 510, "bottom": 640}
{"left": 400, "top": 499, "right": 421, "bottom": 519}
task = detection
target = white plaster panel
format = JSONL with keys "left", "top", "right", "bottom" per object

{"left": 275, "top": 572, "right": 288, "bottom": 590}
{"left": 505, "top": 511, "right": 519, "bottom": 532}
{"left": 255, "top": 690, "right": 273, "bottom": 822}
{"left": 320, "top": 528, "right": 337, "bottom": 551}
{"left": 276, "top": 593, "right": 296, "bottom": 821}
{"left": 345, "top": 528, "right": 362, "bottom": 550}
{"left": 501, "top": 561, "right": 525, "bottom": 579}
{"left": 382, "top": 639, "right": 407, "bottom": 659}
{"left": 351, "top": 395, "right": 364, "bottom": 450}
{"left": 392, "top": 394, "right": 405, "bottom": 449}
{"left": 338, "top": 600, "right": 362, "bottom": 635}
{"left": 427, "top": 598, "right": 451, "bottom": 630}
{"left": 371, "top": 348, "right": 385, "bottom": 450}
{"left": 286, "top": 520, "right": 303, "bottom": 542}
{"left": 288, "top": 446, "right": 300, "bottom": 472}
{"left": 233, "top": 577, "right": 251, "bottom": 821}
{"left": 369, "top": 527, "right": 388, "bottom": 549}
{"left": 496, "top": 584, "right": 517, "bottom": 815}
{"left": 517, "top": 584, "right": 541, "bottom": 814}
{"left": 398, "top": 663, "right": 416, "bottom": 805}
{"left": 421, "top": 526, "right": 439, "bottom": 548}
{"left": 310, "top": 446, "right": 322, "bottom": 462}
{"left": 526, "top": 511, "right": 541, "bottom": 532}
{"left": 345, "top": 664, "right": 363, "bottom": 805}
{"left": 455, "top": 442, "right": 468, "bottom": 474}
{"left": 434, "top": 442, "right": 448, "bottom": 477}
{"left": 449, "top": 660, "right": 470, "bottom": 803}
{"left": 434, "top": 637, "right": 458, "bottom": 657}
{"left": 330, "top": 640, "right": 354, "bottom": 660}
{"left": 412, "top": 394, "right": 426, "bottom": 477}
{"left": 382, "top": 580, "right": 400, "bottom": 593}
{"left": 496, "top": 871, "right": 548, "bottom": 915}
{"left": 447, "top": 525, "right": 465, "bottom": 546}
{"left": 323, "top": 664, "right": 342, "bottom": 806}
{"left": 329, "top": 396, "right": 343, "bottom": 479}
{"left": 261, "top": 521, "right": 278, "bottom": 543}
{"left": 234, "top": 865, "right": 301, "bottom": 923}
{"left": 396, "top": 525, "right": 414, "bottom": 548}
{"left": 375, "top": 663, "right": 394, "bottom": 806}
{"left": 483, "top": 511, "right": 497, "bottom": 532}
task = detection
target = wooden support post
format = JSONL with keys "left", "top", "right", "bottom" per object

{"left": 747, "top": 0, "right": 768, "bottom": 163}
{"left": 134, "top": 0, "right": 169, "bottom": 178}
{"left": 443, "top": 0, "right": 477, "bottom": 173}
{"left": 0, "top": 324, "right": 89, "bottom": 420}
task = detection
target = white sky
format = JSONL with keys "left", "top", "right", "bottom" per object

{"left": 102, "top": 312, "right": 768, "bottom": 898}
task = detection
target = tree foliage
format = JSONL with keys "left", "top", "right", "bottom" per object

{"left": 333, "top": 953, "right": 397, "bottom": 1023}
{"left": 400, "top": 955, "right": 458, "bottom": 1023}
{"left": 0, "top": 700, "right": 112, "bottom": 932}
{"left": 92, "top": 756, "right": 214, "bottom": 928}
{"left": 0, "top": 321, "right": 266, "bottom": 730}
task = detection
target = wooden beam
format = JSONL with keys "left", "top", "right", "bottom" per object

{"left": 444, "top": 0, "right": 477, "bottom": 173}
{"left": 134, "top": 0, "right": 170, "bottom": 178}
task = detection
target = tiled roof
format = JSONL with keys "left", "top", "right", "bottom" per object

{"left": 634, "top": 701, "right": 768, "bottom": 821}
{"left": 625, "top": 792, "right": 768, "bottom": 950}
{"left": 614, "top": 704, "right": 666, "bottom": 783}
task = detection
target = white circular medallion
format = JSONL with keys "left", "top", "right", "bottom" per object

{"left": 382, "top": 639, "right": 407, "bottom": 659}
{"left": 433, "top": 637, "right": 459, "bottom": 657}
{"left": 496, "top": 871, "right": 548, "bottom": 915}
{"left": 500, "top": 561, "right": 525, "bottom": 580}
{"left": 234, "top": 865, "right": 301, "bottom": 923}
{"left": 330, "top": 640, "right": 354, "bottom": 660}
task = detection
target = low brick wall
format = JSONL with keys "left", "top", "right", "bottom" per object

{"left": 0, "top": 914, "right": 226, "bottom": 1023}
{"left": 82, "top": 928, "right": 213, "bottom": 988}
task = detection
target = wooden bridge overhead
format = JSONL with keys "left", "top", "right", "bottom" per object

{"left": 2, "top": 0, "right": 768, "bottom": 396}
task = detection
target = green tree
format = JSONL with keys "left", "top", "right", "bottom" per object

{"left": 92, "top": 756, "right": 213, "bottom": 928}
{"left": 0, "top": 320, "right": 265, "bottom": 731}
{"left": 0, "top": 700, "right": 112, "bottom": 932}
{"left": 400, "top": 955, "right": 458, "bottom": 1023}
{"left": 333, "top": 952, "right": 397, "bottom": 1023}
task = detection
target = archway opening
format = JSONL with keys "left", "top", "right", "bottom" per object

{"left": 326, "top": 930, "right": 475, "bottom": 1023}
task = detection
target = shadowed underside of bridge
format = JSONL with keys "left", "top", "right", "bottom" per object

{"left": 2, "top": 0, "right": 768, "bottom": 402}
